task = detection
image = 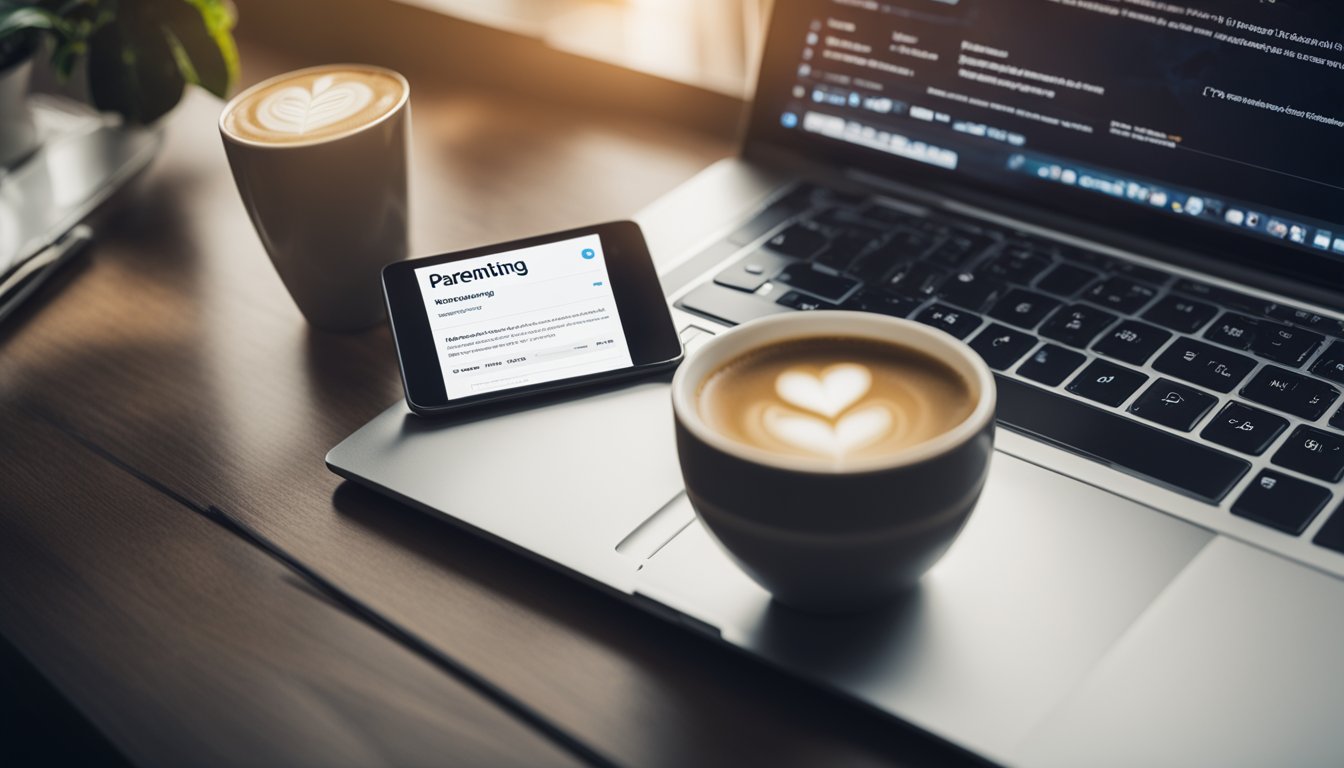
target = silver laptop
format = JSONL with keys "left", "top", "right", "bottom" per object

{"left": 330, "top": 2, "right": 1344, "bottom": 764}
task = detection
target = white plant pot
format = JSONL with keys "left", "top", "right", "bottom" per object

{"left": 0, "top": 54, "right": 37, "bottom": 168}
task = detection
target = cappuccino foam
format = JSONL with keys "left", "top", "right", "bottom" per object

{"left": 222, "top": 65, "right": 404, "bottom": 144}
{"left": 696, "top": 337, "right": 975, "bottom": 464}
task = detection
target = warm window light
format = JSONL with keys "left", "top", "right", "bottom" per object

{"left": 395, "top": 0, "right": 768, "bottom": 96}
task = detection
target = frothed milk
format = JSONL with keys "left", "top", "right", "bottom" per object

{"left": 696, "top": 336, "right": 975, "bottom": 465}
{"left": 221, "top": 65, "right": 405, "bottom": 144}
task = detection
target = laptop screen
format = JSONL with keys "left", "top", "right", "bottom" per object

{"left": 747, "top": 0, "right": 1344, "bottom": 289}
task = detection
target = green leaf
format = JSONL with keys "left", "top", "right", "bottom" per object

{"left": 10, "top": 0, "right": 239, "bottom": 121}
{"left": 48, "top": 38, "right": 83, "bottom": 78}
{"left": 0, "top": 7, "right": 62, "bottom": 39}
{"left": 159, "top": 0, "right": 237, "bottom": 98}
{"left": 86, "top": 9, "right": 185, "bottom": 124}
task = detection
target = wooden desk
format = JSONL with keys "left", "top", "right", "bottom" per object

{"left": 0, "top": 10, "right": 981, "bottom": 767}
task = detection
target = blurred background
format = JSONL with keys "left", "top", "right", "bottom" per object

{"left": 401, "top": 0, "right": 772, "bottom": 97}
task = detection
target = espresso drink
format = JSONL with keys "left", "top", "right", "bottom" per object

{"left": 697, "top": 336, "right": 975, "bottom": 464}
{"left": 221, "top": 65, "right": 405, "bottom": 144}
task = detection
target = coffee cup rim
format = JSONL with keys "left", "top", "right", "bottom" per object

{"left": 670, "top": 312, "right": 996, "bottom": 475}
{"left": 218, "top": 63, "right": 410, "bottom": 149}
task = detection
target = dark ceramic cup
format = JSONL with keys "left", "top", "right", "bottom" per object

{"left": 670, "top": 312, "right": 996, "bottom": 612}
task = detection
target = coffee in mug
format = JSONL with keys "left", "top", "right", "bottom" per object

{"left": 220, "top": 64, "right": 410, "bottom": 332}
{"left": 671, "top": 312, "right": 996, "bottom": 612}
{"left": 221, "top": 67, "right": 405, "bottom": 145}
{"left": 696, "top": 336, "right": 975, "bottom": 465}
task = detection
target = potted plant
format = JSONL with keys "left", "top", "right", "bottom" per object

{"left": 0, "top": 0, "right": 239, "bottom": 165}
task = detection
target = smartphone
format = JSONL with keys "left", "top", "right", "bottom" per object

{"left": 382, "top": 221, "right": 683, "bottom": 415}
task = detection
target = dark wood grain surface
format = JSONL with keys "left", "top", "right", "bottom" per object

{"left": 0, "top": 8, "right": 983, "bottom": 767}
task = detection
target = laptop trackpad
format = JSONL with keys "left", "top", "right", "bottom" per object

{"left": 633, "top": 452, "right": 1214, "bottom": 760}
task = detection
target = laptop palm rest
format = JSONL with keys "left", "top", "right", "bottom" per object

{"left": 326, "top": 380, "right": 687, "bottom": 593}
{"left": 633, "top": 450, "right": 1213, "bottom": 761}
{"left": 329, "top": 382, "right": 1214, "bottom": 763}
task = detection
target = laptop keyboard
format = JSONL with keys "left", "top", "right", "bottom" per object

{"left": 676, "top": 183, "right": 1344, "bottom": 553}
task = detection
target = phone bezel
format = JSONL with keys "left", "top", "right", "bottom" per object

{"left": 382, "top": 220, "right": 683, "bottom": 415}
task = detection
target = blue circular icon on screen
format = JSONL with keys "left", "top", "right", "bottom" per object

{"left": 780, "top": 111, "right": 798, "bottom": 129}
{"left": 581, "top": 248, "right": 596, "bottom": 259}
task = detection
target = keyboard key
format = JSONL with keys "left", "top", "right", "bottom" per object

{"left": 1152, "top": 338, "right": 1256, "bottom": 393}
{"left": 1271, "top": 426, "right": 1344, "bottom": 482}
{"left": 1248, "top": 322, "right": 1324, "bottom": 368}
{"left": 818, "top": 187, "right": 867, "bottom": 207}
{"left": 1311, "top": 341, "right": 1344, "bottom": 384}
{"left": 910, "top": 217, "right": 957, "bottom": 236}
{"left": 927, "top": 231, "right": 994, "bottom": 269}
{"left": 916, "top": 303, "right": 983, "bottom": 339}
{"left": 1067, "top": 359, "right": 1148, "bottom": 407}
{"left": 1055, "top": 244, "right": 1116, "bottom": 271}
{"left": 996, "top": 376, "right": 1249, "bottom": 503}
{"left": 1127, "top": 379, "right": 1217, "bottom": 432}
{"left": 859, "top": 202, "right": 922, "bottom": 226}
{"left": 982, "top": 245, "right": 1051, "bottom": 283}
{"left": 1016, "top": 344, "right": 1085, "bottom": 386}
{"left": 938, "top": 271, "right": 1005, "bottom": 311}
{"left": 841, "top": 289, "right": 920, "bottom": 318}
{"left": 763, "top": 222, "right": 828, "bottom": 260}
{"left": 847, "top": 251, "right": 897, "bottom": 284}
{"left": 1203, "top": 311, "right": 1256, "bottom": 350}
{"left": 968, "top": 324, "right": 1038, "bottom": 371}
{"left": 1240, "top": 366, "right": 1340, "bottom": 420}
{"left": 713, "top": 249, "right": 793, "bottom": 292}
{"left": 888, "top": 261, "right": 948, "bottom": 298}
{"left": 1265, "top": 304, "right": 1344, "bottom": 338}
{"left": 1034, "top": 263, "right": 1098, "bottom": 297}
{"left": 1200, "top": 403, "right": 1289, "bottom": 456}
{"left": 1314, "top": 502, "right": 1344, "bottom": 556}
{"left": 1091, "top": 320, "right": 1172, "bottom": 365}
{"left": 776, "top": 290, "right": 838, "bottom": 311}
{"left": 863, "top": 227, "right": 935, "bottom": 265}
{"left": 677, "top": 283, "right": 788, "bottom": 326}
{"left": 812, "top": 206, "right": 876, "bottom": 231}
{"left": 1084, "top": 276, "right": 1158, "bottom": 314}
{"left": 813, "top": 230, "right": 881, "bottom": 271}
{"left": 774, "top": 263, "right": 859, "bottom": 302}
{"left": 1333, "top": 404, "right": 1344, "bottom": 431}
{"left": 1112, "top": 261, "right": 1172, "bottom": 286}
{"left": 1203, "top": 313, "right": 1321, "bottom": 366}
{"left": 918, "top": 221, "right": 955, "bottom": 239}
{"left": 726, "top": 185, "right": 816, "bottom": 245}
{"left": 1173, "top": 279, "right": 1275, "bottom": 316}
{"left": 1039, "top": 303, "right": 1119, "bottom": 348}
{"left": 988, "top": 288, "right": 1061, "bottom": 330}
{"left": 1142, "top": 294, "right": 1218, "bottom": 334}
{"left": 838, "top": 223, "right": 885, "bottom": 244}
{"left": 1232, "top": 471, "right": 1331, "bottom": 535}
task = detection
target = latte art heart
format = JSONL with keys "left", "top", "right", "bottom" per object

{"left": 763, "top": 404, "right": 893, "bottom": 457}
{"left": 766, "top": 362, "right": 894, "bottom": 457}
{"left": 775, "top": 363, "right": 872, "bottom": 419}
{"left": 695, "top": 336, "right": 975, "bottom": 464}
{"left": 256, "top": 75, "right": 374, "bottom": 135}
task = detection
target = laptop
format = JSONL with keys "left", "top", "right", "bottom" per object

{"left": 329, "top": 2, "right": 1344, "bottom": 764}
